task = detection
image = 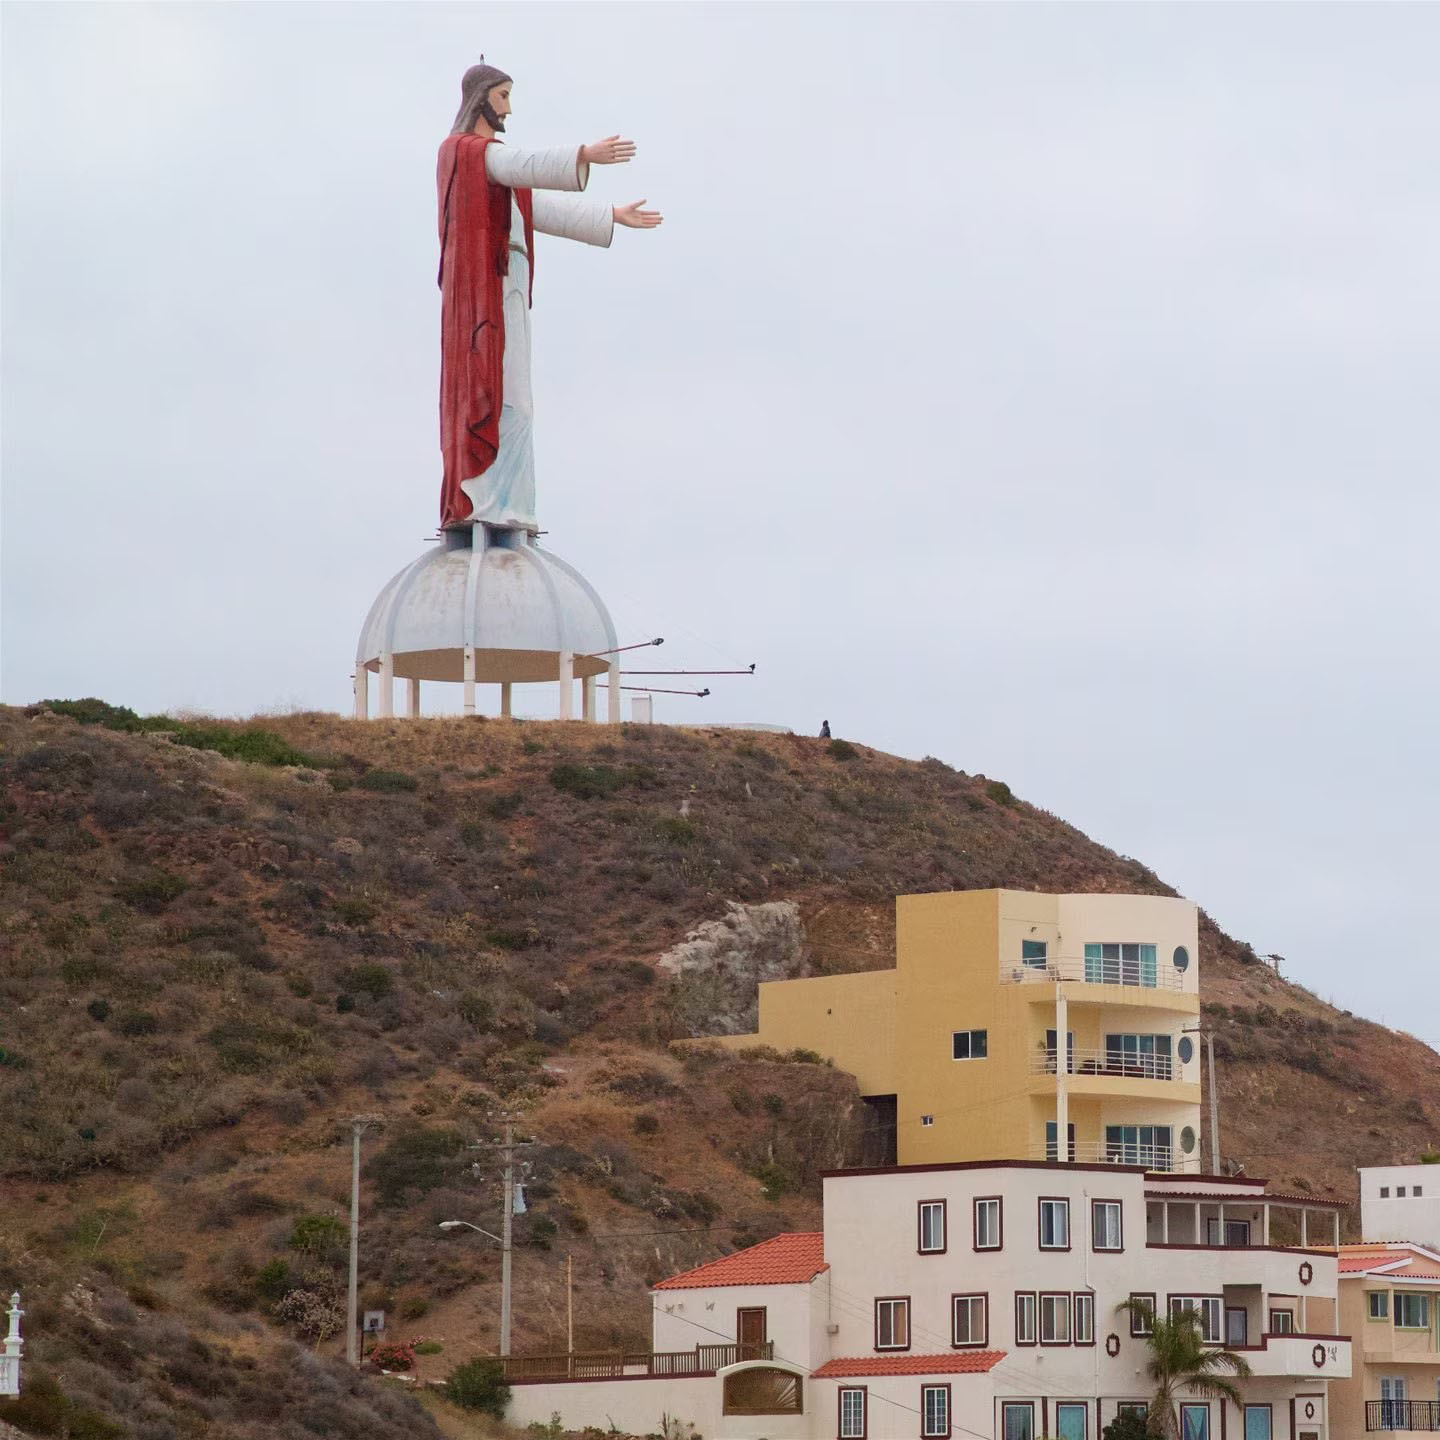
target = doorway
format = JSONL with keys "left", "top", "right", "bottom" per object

{"left": 737, "top": 1307, "right": 768, "bottom": 1360}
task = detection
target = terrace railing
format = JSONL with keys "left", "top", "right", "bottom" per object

{"left": 498, "top": 1341, "right": 773, "bottom": 1383}
{"left": 1366, "top": 1400, "right": 1440, "bottom": 1432}
{"left": 1031, "top": 1047, "right": 1180, "bottom": 1081}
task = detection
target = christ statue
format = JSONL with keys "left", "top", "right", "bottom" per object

{"left": 437, "top": 62, "right": 662, "bottom": 531}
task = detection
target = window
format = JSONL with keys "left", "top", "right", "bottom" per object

{"left": 1368, "top": 1291, "right": 1390, "bottom": 1321}
{"left": 1380, "top": 1187, "right": 1390, "bottom": 1198}
{"left": 951, "top": 1294, "right": 986, "bottom": 1348}
{"left": 1268, "top": 1309, "right": 1293, "bottom": 1334}
{"left": 839, "top": 1387, "right": 867, "bottom": 1440}
{"left": 921, "top": 1115, "right": 934, "bottom": 1127}
{"left": 1205, "top": 1219, "right": 1252, "bottom": 1247}
{"left": 1022, "top": 939, "right": 1048, "bottom": 968}
{"left": 1002, "top": 1402, "right": 1035, "bottom": 1440}
{"left": 974, "top": 1196, "right": 1002, "bottom": 1250}
{"left": 952, "top": 1030, "right": 988, "bottom": 1060}
{"left": 1045, "top": 1121, "right": 1076, "bottom": 1162}
{"left": 1118, "top": 1405, "right": 1148, "bottom": 1421}
{"left": 921, "top": 1384, "right": 950, "bottom": 1438}
{"left": 1015, "top": 1292, "right": 1036, "bottom": 1345}
{"left": 1129, "top": 1293, "right": 1156, "bottom": 1336}
{"left": 1242, "top": 1406, "right": 1271, "bottom": 1440}
{"left": 1039, "top": 1198, "right": 1070, "bottom": 1249}
{"left": 918, "top": 1201, "right": 947, "bottom": 1254}
{"left": 1084, "top": 941, "right": 1158, "bottom": 987}
{"left": 1170, "top": 1296, "right": 1222, "bottom": 1343}
{"left": 1173, "top": 945, "right": 1190, "bottom": 973}
{"left": 1416, "top": 1186, "right": 1424, "bottom": 1198}
{"left": 1104, "top": 1033, "right": 1174, "bottom": 1080}
{"left": 722, "top": 1367, "right": 803, "bottom": 1416}
{"left": 1180, "top": 1405, "right": 1209, "bottom": 1440}
{"left": 1044, "top": 1029, "right": 1076, "bottom": 1072}
{"left": 1040, "top": 1292, "right": 1071, "bottom": 1344}
{"left": 1074, "top": 1292, "right": 1095, "bottom": 1344}
{"left": 1398, "top": 1187, "right": 1408, "bottom": 1198}
{"left": 875, "top": 1297, "right": 910, "bottom": 1350}
{"left": 1177, "top": 1036, "right": 1195, "bottom": 1065}
{"left": 1395, "top": 1292, "right": 1431, "bottom": 1329}
{"left": 1092, "top": 1200, "right": 1123, "bottom": 1251}
{"left": 1106, "top": 1124, "right": 1173, "bottom": 1169}
{"left": 1056, "top": 1404, "right": 1088, "bottom": 1440}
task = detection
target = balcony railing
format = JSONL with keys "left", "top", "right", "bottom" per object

{"left": 1031, "top": 1047, "right": 1180, "bottom": 1081}
{"left": 1367, "top": 1400, "right": 1440, "bottom": 1431}
{"left": 1002, "top": 958, "right": 1187, "bottom": 992}
{"left": 498, "top": 1341, "right": 773, "bottom": 1383}
{"left": 1033, "top": 1140, "right": 1183, "bottom": 1172}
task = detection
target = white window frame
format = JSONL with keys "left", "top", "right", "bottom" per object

{"left": 1268, "top": 1308, "right": 1294, "bottom": 1335}
{"left": 1368, "top": 1290, "right": 1389, "bottom": 1320}
{"left": 875, "top": 1297, "right": 909, "bottom": 1350}
{"left": 1040, "top": 1292, "right": 1072, "bottom": 1344}
{"left": 1395, "top": 1292, "right": 1431, "bottom": 1330}
{"left": 839, "top": 1387, "right": 866, "bottom": 1439}
{"left": 1015, "top": 1292, "right": 1037, "bottom": 1345}
{"left": 1092, "top": 1200, "right": 1122, "bottom": 1251}
{"left": 1180, "top": 1404, "right": 1210, "bottom": 1440}
{"left": 952, "top": 1029, "right": 988, "bottom": 1061}
{"left": 974, "top": 1197, "right": 1002, "bottom": 1250}
{"left": 1073, "top": 1291, "right": 1095, "bottom": 1344}
{"left": 1002, "top": 1402, "right": 1036, "bottom": 1440}
{"left": 921, "top": 1385, "right": 949, "bottom": 1439}
{"left": 918, "top": 1200, "right": 946, "bottom": 1254}
{"left": 1039, "top": 1198, "right": 1070, "bottom": 1250}
{"left": 952, "top": 1294, "right": 986, "bottom": 1348}
{"left": 1170, "top": 1295, "right": 1222, "bottom": 1343}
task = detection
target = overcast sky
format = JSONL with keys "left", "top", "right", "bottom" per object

{"left": 4, "top": 3, "right": 1438, "bottom": 1042}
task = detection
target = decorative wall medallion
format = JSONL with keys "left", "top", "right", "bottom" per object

{"left": 1304, "top": 1402, "right": 1316, "bottom": 1420}
{"left": 1311, "top": 1343, "right": 1326, "bottom": 1368}
{"left": 1298, "top": 1261, "right": 1314, "bottom": 1286}
{"left": 1105, "top": 1334, "right": 1121, "bottom": 1357}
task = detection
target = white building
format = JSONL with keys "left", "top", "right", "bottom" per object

{"left": 1360, "top": 1166, "right": 1440, "bottom": 1250}
{"left": 504, "top": 1161, "right": 1350, "bottom": 1440}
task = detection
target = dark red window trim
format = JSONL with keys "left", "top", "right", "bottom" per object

{"left": 837, "top": 1384, "right": 868, "bottom": 1440}
{"left": 1129, "top": 1292, "right": 1157, "bottom": 1337}
{"left": 1038, "top": 1195, "right": 1072, "bottom": 1251}
{"left": 1090, "top": 1197, "right": 1124, "bottom": 1252}
{"left": 950, "top": 1292, "right": 988, "bottom": 1349}
{"left": 1039, "top": 1290, "right": 1074, "bottom": 1346}
{"left": 973, "top": 1195, "right": 1003, "bottom": 1251}
{"left": 1015, "top": 1290, "right": 1038, "bottom": 1346}
{"left": 875, "top": 1295, "right": 912, "bottom": 1352}
{"left": 1073, "top": 1291, "right": 1097, "bottom": 1346}
{"left": 917, "top": 1199, "right": 948, "bottom": 1255}
{"left": 920, "top": 1383, "right": 952, "bottom": 1439}
{"left": 1002, "top": 1400, "right": 1036, "bottom": 1439}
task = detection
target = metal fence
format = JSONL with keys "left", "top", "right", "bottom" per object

{"left": 1367, "top": 1401, "right": 1440, "bottom": 1432}
{"left": 498, "top": 1341, "right": 773, "bottom": 1383}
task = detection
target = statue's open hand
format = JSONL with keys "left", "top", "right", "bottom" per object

{"left": 614, "top": 200, "right": 663, "bottom": 230}
{"left": 583, "top": 135, "right": 637, "bottom": 165}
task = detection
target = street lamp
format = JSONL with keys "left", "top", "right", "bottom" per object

{"left": 439, "top": 1219, "right": 511, "bottom": 1353}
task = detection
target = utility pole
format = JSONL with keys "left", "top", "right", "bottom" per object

{"left": 566, "top": 1253, "right": 574, "bottom": 1356}
{"left": 346, "top": 1115, "right": 382, "bottom": 1368}
{"left": 500, "top": 1119, "right": 515, "bottom": 1356}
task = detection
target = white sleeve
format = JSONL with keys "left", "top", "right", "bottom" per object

{"left": 531, "top": 192, "right": 614, "bottom": 249}
{"left": 484, "top": 143, "right": 589, "bottom": 192}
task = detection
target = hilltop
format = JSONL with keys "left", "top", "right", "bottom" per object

{"left": 1, "top": 702, "right": 1437, "bottom": 1437}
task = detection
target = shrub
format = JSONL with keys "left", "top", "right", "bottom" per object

{"left": 482, "top": 792, "right": 523, "bottom": 819}
{"left": 447, "top": 1356, "right": 510, "bottom": 1417}
{"left": 335, "top": 898, "right": 378, "bottom": 927}
{"left": 1421, "top": 1150, "right": 1440, "bottom": 1164}
{"left": 289, "top": 1213, "right": 347, "bottom": 1258}
{"left": 985, "top": 779, "right": 1015, "bottom": 806}
{"left": 414, "top": 1339, "right": 443, "bottom": 1355}
{"left": 399, "top": 1295, "right": 430, "bottom": 1321}
{"left": 827, "top": 739, "right": 858, "bottom": 762}
{"left": 168, "top": 722, "right": 318, "bottom": 767}
{"left": 457, "top": 992, "right": 492, "bottom": 1028}
{"left": 1102, "top": 1409, "right": 1151, "bottom": 1440}
{"left": 655, "top": 816, "right": 697, "bottom": 846}
{"left": 458, "top": 821, "right": 489, "bottom": 848}
{"left": 549, "top": 763, "right": 628, "bottom": 799}
{"left": 367, "top": 1125, "right": 464, "bottom": 1206}
{"left": 356, "top": 769, "right": 420, "bottom": 793}
{"left": 37, "top": 697, "right": 151, "bottom": 731}
{"left": 86, "top": 998, "right": 112, "bottom": 1022}
{"left": 342, "top": 962, "right": 394, "bottom": 1000}
{"left": 368, "top": 1341, "right": 416, "bottom": 1372}
{"left": 256, "top": 1257, "right": 294, "bottom": 1302}
{"left": 336, "top": 993, "right": 356, "bottom": 1013}
{"left": 0, "top": 1367, "right": 68, "bottom": 1433}
{"left": 114, "top": 1008, "right": 160, "bottom": 1037}
{"left": 116, "top": 869, "right": 188, "bottom": 913}
{"left": 633, "top": 1113, "right": 660, "bottom": 1136}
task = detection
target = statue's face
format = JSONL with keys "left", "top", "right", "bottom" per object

{"left": 487, "top": 83, "right": 512, "bottom": 122}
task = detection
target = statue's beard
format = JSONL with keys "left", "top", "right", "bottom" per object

{"left": 480, "top": 100, "right": 506, "bottom": 133}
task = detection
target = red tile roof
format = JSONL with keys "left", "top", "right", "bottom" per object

{"left": 1338, "top": 1243, "right": 1440, "bottom": 1278}
{"left": 653, "top": 1233, "right": 827, "bottom": 1290}
{"left": 813, "top": 1352, "right": 1007, "bottom": 1378}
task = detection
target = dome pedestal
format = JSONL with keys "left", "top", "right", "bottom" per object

{"left": 354, "top": 524, "right": 620, "bottom": 721}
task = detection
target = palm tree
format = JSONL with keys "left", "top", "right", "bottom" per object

{"left": 1115, "top": 1299, "right": 1252, "bottom": 1440}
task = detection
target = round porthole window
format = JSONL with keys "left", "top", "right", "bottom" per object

{"left": 1173, "top": 946, "right": 1190, "bottom": 973}
{"left": 1177, "top": 1036, "right": 1195, "bottom": 1065}
{"left": 1180, "top": 1126, "right": 1197, "bottom": 1154}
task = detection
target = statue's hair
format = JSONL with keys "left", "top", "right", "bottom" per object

{"left": 451, "top": 61, "right": 512, "bottom": 135}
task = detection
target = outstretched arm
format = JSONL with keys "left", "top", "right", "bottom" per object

{"left": 614, "top": 199, "right": 662, "bottom": 229}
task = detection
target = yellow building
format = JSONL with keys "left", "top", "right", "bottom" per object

{"left": 1331, "top": 1243, "right": 1440, "bottom": 1437}
{"left": 719, "top": 888, "right": 1204, "bottom": 1170}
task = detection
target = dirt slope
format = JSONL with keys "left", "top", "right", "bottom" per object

{"left": 1, "top": 703, "right": 1436, "bottom": 1435}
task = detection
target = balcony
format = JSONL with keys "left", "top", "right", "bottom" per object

{"left": 1001, "top": 957, "right": 1188, "bottom": 993}
{"left": 1030, "top": 1139, "right": 1187, "bottom": 1172}
{"left": 498, "top": 1342, "right": 773, "bottom": 1383}
{"left": 1232, "top": 1333, "right": 1350, "bottom": 1379}
{"left": 1031, "top": 1047, "right": 1184, "bottom": 1081}
{"left": 1367, "top": 1401, "right": 1440, "bottom": 1432}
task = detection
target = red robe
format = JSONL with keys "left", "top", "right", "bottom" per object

{"left": 437, "top": 134, "right": 534, "bottom": 529}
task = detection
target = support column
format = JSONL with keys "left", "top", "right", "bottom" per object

{"left": 500, "top": 682, "right": 512, "bottom": 719}
{"left": 558, "top": 650, "right": 574, "bottom": 720}
{"left": 406, "top": 678, "right": 420, "bottom": 718}
{"left": 1263, "top": 1203, "right": 1271, "bottom": 1246}
{"left": 378, "top": 654, "right": 394, "bottom": 719}
{"left": 607, "top": 659, "right": 621, "bottom": 723}
{"left": 582, "top": 674, "right": 597, "bottom": 723}
{"left": 1300, "top": 1208, "right": 1308, "bottom": 1248}
{"left": 1054, "top": 985, "right": 1069, "bottom": 1162}
{"left": 463, "top": 645, "right": 476, "bottom": 716}
{"left": 354, "top": 667, "right": 368, "bottom": 720}
{"left": 1161, "top": 1203, "right": 1169, "bottom": 1244}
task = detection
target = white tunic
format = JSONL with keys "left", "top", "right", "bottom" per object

{"left": 459, "top": 144, "right": 615, "bottom": 531}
